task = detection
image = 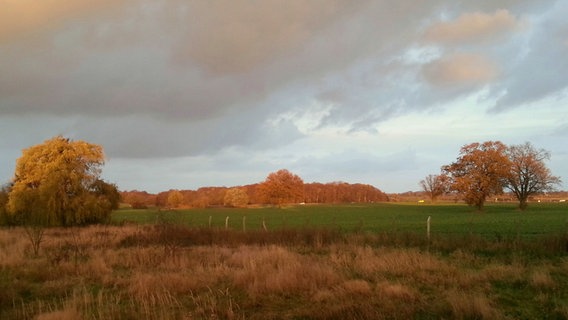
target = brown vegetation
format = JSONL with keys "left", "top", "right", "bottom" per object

{"left": 1, "top": 225, "right": 567, "bottom": 319}
{"left": 259, "top": 169, "right": 304, "bottom": 206}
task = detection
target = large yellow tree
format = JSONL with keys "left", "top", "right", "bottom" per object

{"left": 7, "top": 136, "right": 117, "bottom": 226}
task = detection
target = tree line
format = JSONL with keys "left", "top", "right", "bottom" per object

{"left": 121, "top": 169, "right": 389, "bottom": 209}
{"left": 420, "top": 141, "right": 561, "bottom": 210}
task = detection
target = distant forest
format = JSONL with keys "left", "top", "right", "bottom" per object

{"left": 121, "top": 182, "right": 389, "bottom": 209}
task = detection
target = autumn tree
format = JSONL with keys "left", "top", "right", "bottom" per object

{"left": 419, "top": 174, "right": 449, "bottom": 203}
{"left": 166, "top": 190, "right": 184, "bottom": 208}
{"left": 121, "top": 190, "right": 155, "bottom": 209}
{"left": 443, "top": 141, "right": 512, "bottom": 210}
{"left": 224, "top": 187, "right": 249, "bottom": 207}
{"left": 0, "top": 183, "right": 11, "bottom": 225}
{"left": 91, "top": 179, "right": 121, "bottom": 210}
{"left": 6, "top": 136, "right": 116, "bottom": 226}
{"left": 259, "top": 169, "right": 304, "bottom": 206}
{"left": 302, "top": 182, "right": 388, "bottom": 203}
{"left": 505, "top": 142, "right": 561, "bottom": 210}
{"left": 196, "top": 187, "right": 226, "bottom": 206}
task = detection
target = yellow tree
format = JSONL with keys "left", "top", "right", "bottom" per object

{"left": 259, "top": 169, "right": 304, "bottom": 206}
{"left": 224, "top": 187, "right": 249, "bottom": 207}
{"left": 7, "top": 136, "right": 115, "bottom": 226}
{"left": 443, "top": 141, "right": 511, "bottom": 210}
{"left": 506, "top": 142, "right": 561, "bottom": 210}
{"left": 166, "top": 190, "right": 184, "bottom": 208}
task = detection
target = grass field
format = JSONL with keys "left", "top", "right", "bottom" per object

{"left": 113, "top": 202, "right": 568, "bottom": 239}
{"left": 2, "top": 202, "right": 568, "bottom": 319}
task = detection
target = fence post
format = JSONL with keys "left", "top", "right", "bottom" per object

{"left": 427, "top": 216, "right": 431, "bottom": 241}
{"left": 225, "top": 216, "right": 229, "bottom": 230}
{"left": 242, "top": 216, "right": 246, "bottom": 232}
{"left": 262, "top": 218, "right": 268, "bottom": 232}
{"left": 209, "top": 216, "right": 212, "bottom": 228}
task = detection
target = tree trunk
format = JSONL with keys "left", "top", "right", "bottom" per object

{"left": 519, "top": 198, "right": 528, "bottom": 211}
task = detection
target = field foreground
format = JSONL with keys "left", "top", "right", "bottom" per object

{"left": 1, "top": 218, "right": 568, "bottom": 319}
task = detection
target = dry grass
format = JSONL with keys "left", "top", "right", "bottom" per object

{"left": 1, "top": 225, "right": 567, "bottom": 319}
{"left": 35, "top": 309, "right": 82, "bottom": 320}
{"left": 0, "top": 228, "right": 28, "bottom": 266}
{"left": 229, "top": 245, "right": 340, "bottom": 298}
{"left": 376, "top": 281, "right": 418, "bottom": 301}
{"left": 530, "top": 268, "right": 557, "bottom": 290}
{"left": 446, "top": 291, "right": 502, "bottom": 319}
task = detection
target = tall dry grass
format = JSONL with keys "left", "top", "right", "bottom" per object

{"left": 446, "top": 290, "right": 501, "bottom": 319}
{"left": 0, "top": 224, "right": 566, "bottom": 319}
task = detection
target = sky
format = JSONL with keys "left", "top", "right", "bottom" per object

{"left": 1, "top": 0, "right": 567, "bottom": 193}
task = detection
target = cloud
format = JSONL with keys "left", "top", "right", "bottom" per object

{"left": 489, "top": 0, "right": 568, "bottom": 111}
{"left": 0, "top": 0, "right": 441, "bottom": 135}
{"left": 0, "top": 0, "right": 129, "bottom": 44}
{"left": 62, "top": 111, "right": 305, "bottom": 159}
{"left": 291, "top": 148, "right": 418, "bottom": 185}
{"left": 422, "top": 53, "right": 498, "bottom": 86}
{"left": 3, "top": 0, "right": 568, "bottom": 194}
{"left": 171, "top": 0, "right": 362, "bottom": 75}
{"left": 0, "top": 0, "right": 563, "bottom": 165}
{"left": 0, "top": 0, "right": 377, "bottom": 121}
{"left": 423, "top": 9, "right": 523, "bottom": 45}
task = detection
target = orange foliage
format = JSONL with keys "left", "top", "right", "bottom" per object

{"left": 443, "top": 141, "right": 511, "bottom": 210}
{"left": 120, "top": 170, "right": 389, "bottom": 208}
{"left": 303, "top": 182, "right": 388, "bottom": 203}
{"left": 259, "top": 169, "right": 304, "bottom": 206}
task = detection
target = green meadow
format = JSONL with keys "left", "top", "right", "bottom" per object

{"left": 113, "top": 202, "right": 568, "bottom": 239}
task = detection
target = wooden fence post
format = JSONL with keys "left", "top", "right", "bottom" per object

{"left": 427, "top": 216, "right": 431, "bottom": 242}
{"left": 262, "top": 218, "right": 268, "bottom": 232}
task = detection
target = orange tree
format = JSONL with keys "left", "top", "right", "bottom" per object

{"left": 6, "top": 136, "right": 118, "bottom": 226}
{"left": 506, "top": 142, "right": 561, "bottom": 210}
{"left": 443, "top": 141, "right": 511, "bottom": 210}
{"left": 259, "top": 169, "right": 304, "bottom": 207}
